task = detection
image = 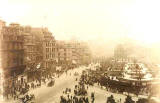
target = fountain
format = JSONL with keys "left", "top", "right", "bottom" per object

{"left": 123, "top": 63, "right": 153, "bottom": 80}
{"left": 119, "top": 63, "right": 159, "bottom": 87}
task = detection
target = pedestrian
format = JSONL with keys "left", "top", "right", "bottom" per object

{"left": 91, "top": 92, "right": 94, "bottom": 98}
{"left": 107, "top": 95, "right": 112, "bottom": 103}
{"left": 85, "top": 97, "right": 89, "bottom": 103}
{"left": 87, "top": 85, "right": 88, "bottom": 89}
{"left": 91, "top": 97, "right": 95, "bottom": 103}
{"left": 26, "top": 94, "right": 29, "bottom": 101}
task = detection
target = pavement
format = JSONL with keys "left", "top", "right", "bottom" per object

{"left": 29, "top": 66, "right": 85, "bottom": 103}
{"left": 86, "top": 84, "right": 139, "bottom": 103}
{"left": 1, "top": 65, "right": 143, "bottom": 103}
{"left": 28, "top": 66, "right": 139, "bottom": 103}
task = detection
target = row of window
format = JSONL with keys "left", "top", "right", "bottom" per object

{"left": 2, "top": 42, "right": 23, "bottom": 50}
{"left": 45, "top": 47, "right": 82, "bottom": 52}
{"left": 45, "top": 53, "right": 79, "bottom": 60}
{"left": 46, "top": 48, "right": 56, "bottom": 52}
{"left": 27, "top": 54, "right": 36, "bottom": 61}
{"left": 2, "top": 58, "right": 23, "bottom": 68}
{"left": 45, "top": 62, "right": 53, "bottom": 68}
{"left": 45, "top": 42, "right": 55, "bottom": 47}
{"left": 24, "top": 39, "right": 34, "bottom": 43}
{"left": 46, "top": 54, "right": 55, "bottom": 59}
{"left": 46, "top": 48, "right": 73, "bottom": 52}
{"left": 1, "top": 34, "right": 23, "bottom": 41}
{"left": 26, "top": 46, "right": 36, "bottom": 52}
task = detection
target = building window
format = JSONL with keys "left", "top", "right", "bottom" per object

{"left": 46, "top": 62, "right": 47, "bottom": 67}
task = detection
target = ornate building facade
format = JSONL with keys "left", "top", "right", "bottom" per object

{"left": 0, "top": 19, "right": 91, "bottom": 76}
{"left": 56, "top": 40, "right": 91, "bottom": 65}
{"left": 0, "top": 22, "right": 25, "bottom": 77}
{"left": 114, "top": 44, "right": 127, "bottom": 61}
{"left": 42, "top": 28, "right": 56, "bottom": 69}
{"left": 23, "top": 26, "right": 37, "bottom": 68}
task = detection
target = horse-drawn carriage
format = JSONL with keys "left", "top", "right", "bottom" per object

{"left": 47, "top": 79, "right": 55, "bottom": 87}
{"left": 74, "top": 72, "right": 79, "bottom": 76}
{"left": 18, "top": 94, "right": 35, "bottom": 103}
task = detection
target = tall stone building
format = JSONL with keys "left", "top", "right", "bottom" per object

{"left": 70, "top": 41, "right": 91, "bottom": 65}
{"left": 56, "top": 41, "right": 72, "bottom": 62}
{"left": 31, "top": 28, "right": 44, "bottom": 63}
{"left": 25, "top": 27, "right": 56, "bottom": 70}
{"left": 0, "top": 22, "right": 25, "bottom": 77}
{"left": 114, "top": 44, "right": 127, "bottom": 61}
{"left": 23, "top": 26, "right": 37, "bottom": 68}
{"left": 79, "top": 42, "right": 92, "bottom": 64}
{"left": 56, "top": 40, "right": 91, "bottom": 65}
{"left": 42, "top": 28, "right": 56, "bottom": 69}
{"left": 0, "top": 19, "right": 91, "bottom": 76}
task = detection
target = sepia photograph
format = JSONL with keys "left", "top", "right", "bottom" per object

{"left": 0, "top": 0, "right": 160, "bottom": 103}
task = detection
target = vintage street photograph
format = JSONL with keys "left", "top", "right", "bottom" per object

{"left": 0, "top": 0, "right": 160, "bottom": 103}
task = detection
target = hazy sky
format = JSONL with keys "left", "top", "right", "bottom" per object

{"left": 1, "top": 0, "right": 160, "bottom": 44}
{"left": 1, "top": 0, "right": 160, "bottom": 60}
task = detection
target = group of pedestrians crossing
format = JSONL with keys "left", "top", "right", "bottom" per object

{"left": 60, "top": 93, "right": 89, "bottom": 103}
{"left": 60, "top": 69, "right": 96, "bottom": 103}
{"left": 3, "top": 70, "right": 58, "bottom": 102}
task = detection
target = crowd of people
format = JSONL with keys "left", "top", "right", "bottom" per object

{"left": 60, "top": 92, "right": 90, "bottom": 103}
{"left": 2, "top": 62, "right": 158, "bottom": 103}
{"left": 2, "top": 68, "right": 61, "bottom": 102}
{"left": 59, "top": 67, "right": 145, "bottom": 103}
{"left": 80, "top": 64, "right": 156, "bottom": 103}
{"left": 60, "top": 71, "right": 95, "bottom": 103}
{"left": 19, "top": 94, "right": 35, "bottom": 103}
{"left": 60, "top": 84, "right": 91, "bottom": 103}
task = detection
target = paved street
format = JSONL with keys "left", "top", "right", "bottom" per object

{"left": 29, "top": 67, "right": 85, "bottom": 103}
{"left": 26, "top": 66, "right": 140, "bottom": 103}
{"left": 27, "top": 66, "right": 139, "bottom": 103}
{"left": 3, "top": 66, "right": 142, "bottom": 103}
{"left": 86, "top": 84, "right": 139, "bottom": 103}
